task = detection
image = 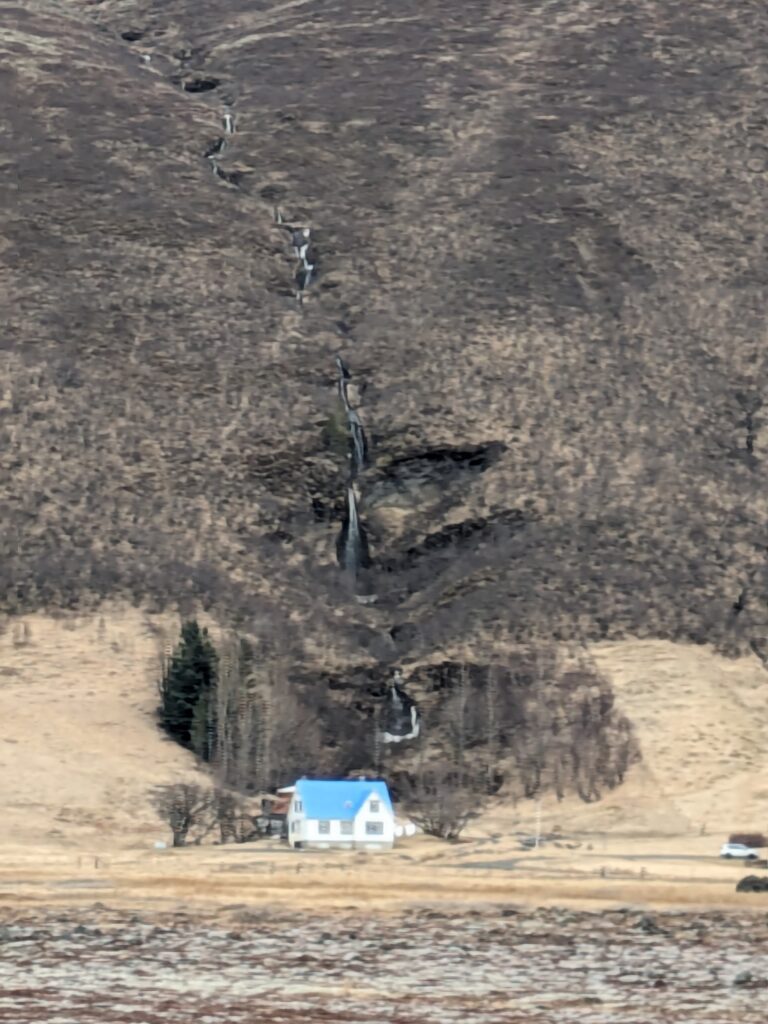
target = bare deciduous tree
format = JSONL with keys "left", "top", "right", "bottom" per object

{"left": 150, "top": 783, "right": 216, "bottom": 847}
{"left": 213, "top": 788, "right": 256, "bottom": 844}
{"left": 211, "top": 635, "right": 261, "bottom": 792}
{"left": 403, "top": 648, "right": 638, "bottom": 807}
{"left": 403, "top": 763, "right": 481, "bottom": 842}
{"left": 206, "top": 628, "right": 325, "bottom": 795}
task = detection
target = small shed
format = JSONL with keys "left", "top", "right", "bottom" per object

{"left": 253, "top": 793, "right": 290, "bottom": 837}
{"left": 286, "top": 778, "right": 395, "bottom": 851}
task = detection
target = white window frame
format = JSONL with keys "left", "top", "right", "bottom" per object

{"left": 370, "top": 799, "right": 380, "bottom": 812}
{"left": 318, "top": 820, "right": 331, "bottom": 834}
{"left": 340, "top": 821, "right": 354, "bottom": 835}
{"left": 294, "top": 800, "right": 303, "bottom": 812}
{"left": 365, "top": 821, "right": 384, "bottom": 836}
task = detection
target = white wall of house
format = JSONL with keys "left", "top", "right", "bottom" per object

{"left": 287, "top": 791, "right": 394, "bottom": 850}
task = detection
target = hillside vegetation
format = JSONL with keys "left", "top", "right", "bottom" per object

{"left": 2, "top": 610, "right": 768, "bottom": 844}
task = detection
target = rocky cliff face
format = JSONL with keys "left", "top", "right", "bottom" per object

{"left": 2, "top": 0, "right": 767, "bottom": 796}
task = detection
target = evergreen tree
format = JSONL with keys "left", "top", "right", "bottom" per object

{"left": 159, "top": 620, "right": 218, "bottom": 760}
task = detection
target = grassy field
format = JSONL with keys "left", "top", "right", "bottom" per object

{"left": 0, "top": 826, "right": 765, "bottom": 916}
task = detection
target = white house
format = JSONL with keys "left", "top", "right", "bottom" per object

{"left": 286, "top": 778, "right": 395, "bottom": 851}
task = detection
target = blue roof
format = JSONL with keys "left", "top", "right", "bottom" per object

{"left": 295, "top": 779, "right": 392, "bottom": 821}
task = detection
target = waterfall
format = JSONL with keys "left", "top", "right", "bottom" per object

{"left": 336, "top": 356, "right": 351, "bottom": 410}
{"left": 335, "top": 357, "right": 369, "bottom": 476}
{"left": 380, "top": 670, "right": 421, "bottom": 744}
{"left": 336, "top": 486, "right": 371, "bottom": 574}
{"left": 347, "top": 409, "right": 369, "bottom": 477}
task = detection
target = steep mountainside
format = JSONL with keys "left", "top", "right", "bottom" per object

{"left": 2, "top": 0, "right": 768, "bottom": 805}
{"left": 2, "top": 0, "right": 767, "bottom": 657}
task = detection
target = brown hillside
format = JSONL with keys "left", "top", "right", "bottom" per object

{"left": 2, "top": 1, "right": 768, "bottom": 816}
{"left": 1, "top": 0, "right": 767, "bottom": 658}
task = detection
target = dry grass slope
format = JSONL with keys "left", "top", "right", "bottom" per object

{"left": 0, "top": 607, "right": 199, "bottom": 846}
{"left": 593, "top": 641, "right": 768, "bottom": 831}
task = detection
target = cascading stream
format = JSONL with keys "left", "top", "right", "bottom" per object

{"left": 336, "top": 485, "right": 371, "bottom": 575}
{"left": 125, "top": 20, "right": 423, "bottom": 760}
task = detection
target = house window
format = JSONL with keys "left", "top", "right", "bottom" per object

{"left": 365, "top": 821, "right": 384, "bottom": 835}
{"left": 291, "top": 821, "right": 297, "bottom": 833}
{"left": 318, "top": 820, "right": 331, "bottom": 834}
{"left": 294, "top": 800, "right": 303, "bottom": 812}
{"left": 370, "top": 800, "right": 380, "bottom": 812}
{"left": 340, "top": 821, "right": 353, "bottom": 835}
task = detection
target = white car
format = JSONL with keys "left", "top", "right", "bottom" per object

{"left": 720, "top": 842, "right": 760, "bottom": 859}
